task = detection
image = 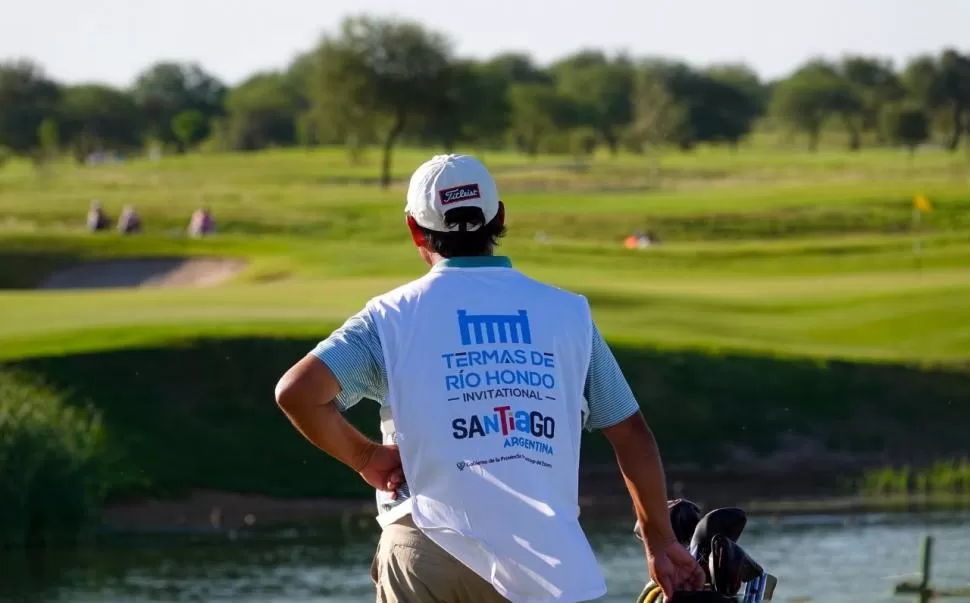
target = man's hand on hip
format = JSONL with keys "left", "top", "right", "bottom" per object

{"left": 357, "top": 443, "right": 405, "bottom": 497}
{"left": 276, "top": 354, "right": 404, "bottom": 496}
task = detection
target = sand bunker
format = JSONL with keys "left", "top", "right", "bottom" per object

{"left": 38, "top": 258, "right": 246, "bottom": 290}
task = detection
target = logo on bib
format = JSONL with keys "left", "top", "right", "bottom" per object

{"left": 457, "top": 309, "right": 532, "bottom": 346}
{"left": 439, "top": 183, "right": 481, "bottom": 205}
{"left": 452, "top": 405, "right": 555, "bottom": 456}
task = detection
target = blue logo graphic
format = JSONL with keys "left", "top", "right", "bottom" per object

{"left": 457, "top": 310, "right": 531, "bottom": 346}
{"left": 451, "top": 405, "right": 556, "bottom": 456}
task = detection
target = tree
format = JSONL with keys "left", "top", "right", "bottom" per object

{"left": 828, "top": 77, "right": 865, "bottom": 151}
{"left": 284, "top": 52, "right": 318, "bottom": 146}
{"left": 507, "top": 83, "right": 563, "bottom": 156}
{"left": 131, "top": 62, "right": 225, "bottom": 149}
{"left": 552, "top": 54, "right": 634, "bottom": 155}
{"left": 627, "top": 59, "right": 696, "bottom": 149}
{"left": 284, "top": 51, "right": 315, "bottom": 113}
{"left": 903, "top": 56, "right": 943, "bottom": 104}
{"left": 840, "top": 56, "right": 905, "bottom": 144}
{"left": 37, "top": 118, "right": 59, "bottom": 164}
{"left": 626, "top": 60, "right": 762, "bottom": 150}
{"left": 484, "top": 53, "right": 552, "bottom": 85}
{"left": 0, "top": 60, "right": 60, "bottom": 154}
{"left": 171, "top": 110, "right": 207, "bottom": 150}
{"left": 60, "top": 84, "right": 141, "bottom": 162}
{"left": 903, "top": 50, "right": 970, "bottom": 151}
{"left": 698, "top": 66, "right": 765, "bottom": 147}
{"left": 937, "top": 49, "right": 970, "bottom": 151}
{"left": 309, "top": 16, "right": 452, "bottom": 187}
{"left": 223, "top": 72, "right": 301, "bottom": 151}
{"left": 627, "top": 66, "right": 686, "bottom": 179}
{"left": 771, "top": 61, "right": 852, "bottom": 151}
{"left": 884, "top": 104, "right": 930, "bottom": 155}
{"left": 706, "top": 63, "right": 769, "bottom": 114}
{"left": 415, "top": 59, "right": 511, "bottom": 152}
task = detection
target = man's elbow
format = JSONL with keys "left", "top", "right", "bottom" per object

{"left": 275, "top": 372, "right": 304, "bottom": 414}
{"left": 275, "top": 354, "right": 340, "bottom": 414}
{"left": 602, "top": 410, "right": 655, "bottom": 451}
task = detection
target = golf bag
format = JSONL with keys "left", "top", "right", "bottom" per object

{"left": 634, "top": 499, "right": 777, "bottom": 603}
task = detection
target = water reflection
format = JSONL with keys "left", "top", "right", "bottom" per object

{"left": 2, "top": 512, "right": 969, "bottom": 603}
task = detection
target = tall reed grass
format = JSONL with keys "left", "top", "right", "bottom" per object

{"left": 858, "top": 460, "right": 970, "bottom": 497}
{"left": 0, "top": 371, "right": 105, "bottom": 548}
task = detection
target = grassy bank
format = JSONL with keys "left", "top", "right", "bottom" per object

{"left": 859, "top": 460, "right": 970, "bottom": 497}
{"left": 2, "top": 337, "right": 968, "bottom": 506}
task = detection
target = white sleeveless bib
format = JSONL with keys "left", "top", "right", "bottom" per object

{"left": 368, "top": 264, "right": 607, "bottom": 602}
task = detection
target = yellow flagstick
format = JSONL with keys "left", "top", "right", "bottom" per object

{"left": 914, "top": 193, "right": 933, "bottom": 213}
{"left": 912, "top": 194, "right": 933, "bottom": 271}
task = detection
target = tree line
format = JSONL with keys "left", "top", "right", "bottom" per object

{"left": 1, "top": 15, "right": 969, "bottom": 185}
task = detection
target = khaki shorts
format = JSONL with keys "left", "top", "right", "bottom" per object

{"left": 371, "top": 514, "right": 509, "bottom": 603}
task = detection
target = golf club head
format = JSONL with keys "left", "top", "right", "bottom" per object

{"left": 669, "top": 498, "right": 702, "bottom": 546}
{"left": 689, "top": 507, "right": 747, "bottom": 562}
{"left": 708, "top": 535, "right": 764, "bottom": 596}
{"left": 633, "top": 498, "right": 702, "bottom": 546}
{"left": 763, "top": 574, "right": 778, "bottom": 601}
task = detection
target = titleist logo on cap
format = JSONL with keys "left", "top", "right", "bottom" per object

{"left": 439, "top": 183, "right": 481, "bottom": 205}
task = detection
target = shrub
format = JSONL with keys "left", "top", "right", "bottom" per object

{"left": 0, "top": 371, "right": 105, "bottom": 548}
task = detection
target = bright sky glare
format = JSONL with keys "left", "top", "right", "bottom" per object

{"left": 2, "top": 0, "right": 966, "bottom": 86}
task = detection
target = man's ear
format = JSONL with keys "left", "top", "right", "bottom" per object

{"left": 406, "top": 215, "right": 426, "bottom": 247}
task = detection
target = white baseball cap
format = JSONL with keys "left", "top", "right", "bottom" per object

{"left": 405, "top": 154, "right": 500, "bottom": 232}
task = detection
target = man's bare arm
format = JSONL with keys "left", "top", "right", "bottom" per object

{"left": 274, "top": 354, "right": 378, "bottom": 472}
{"left": 602, "top": 410, "right": 676, "bottom": 550}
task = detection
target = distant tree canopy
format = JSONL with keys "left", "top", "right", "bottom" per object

{"left": 130, "top": 62, "right": 226, "bottom": 149}
{"left": 0, "top": 60, "right": 60, "bottom": 154}
{"left": 308, "top": 15, "right": 452, "bottom": 186}
{"left": 61, "top": 84, "right": 142, "bottom": 161}
{"left": 1, "top": 18, "right": 969, "bottom": 180}
{"left": 222, "top": 72, "right": 303, "bottom": 151}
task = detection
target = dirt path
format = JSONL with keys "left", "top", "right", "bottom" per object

{"left": 98, "top": 462, "right": 861, "bottom": 533}
{"left": 38, "top": 258, "right": 246, "bottom": 290}
{"left": 101, "top": 490, "right": 375, "bottom": 531}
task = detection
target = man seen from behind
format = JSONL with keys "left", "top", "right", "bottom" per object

{"left": 275, "top": 154, "right": 704, "bottom": 603}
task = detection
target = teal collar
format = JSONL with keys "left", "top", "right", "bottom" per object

{"left": 434, "top": 256, "right": 512, "bottom": 269}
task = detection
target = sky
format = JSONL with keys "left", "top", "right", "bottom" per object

{"left": 2, "top": 0, "right": 968, "bottom": 87}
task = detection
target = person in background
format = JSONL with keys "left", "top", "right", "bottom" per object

{"left": 624, "top": 231, "right": 655, "bottom": 250}
{"left": 117, "top": 204, "right": 142, "bottom": 235}
{"left": 87, "top": 200, "right": 110, "bottom": 232}
{"left": 188, "top": 207, "right": 215, "bottom": 238}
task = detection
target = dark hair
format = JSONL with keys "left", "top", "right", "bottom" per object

{"left": 419, "top": 206, "right": 506, "bottom": 258}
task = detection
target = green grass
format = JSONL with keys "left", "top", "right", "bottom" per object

{"left": 1, "top": 145, "right": 969, "bottom": 364}
{"left": 1, "top": 228, "right": 969, "bottom": 363}
{"left": 0, "top": 143, "right": 968, "bottom": 506}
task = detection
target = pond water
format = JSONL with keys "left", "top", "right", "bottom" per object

{"left": 2, "top": 511, "right": 969, "bottom": 603}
